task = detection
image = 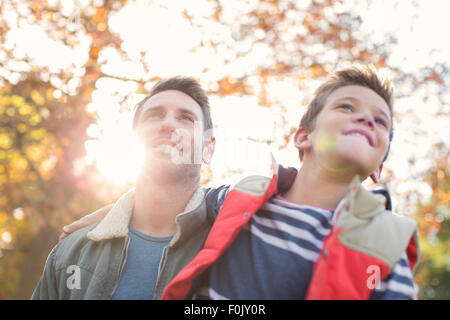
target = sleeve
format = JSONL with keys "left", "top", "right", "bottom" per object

{"left": 369, "top": 251, "right": 418, "bottom": 300}
{"left": 31, "top": 245, "right": 60, "bottom": 300}
{"left": 204, "top": 185, "right": 231, "bottom": 220}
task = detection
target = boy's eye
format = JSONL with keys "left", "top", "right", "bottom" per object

{"left": 375, "top": 118, "right": 388, "bottom": 128}
{"left": 338, "top": 104, "right": 353, "bottom": 111}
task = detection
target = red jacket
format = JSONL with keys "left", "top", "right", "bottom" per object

{"left": 162, "top": 166, "right": 419, "bottom": 300}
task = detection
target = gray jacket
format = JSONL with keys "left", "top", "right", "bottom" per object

{"left": 31, "top": 187, "right": 212, "bottom": 299}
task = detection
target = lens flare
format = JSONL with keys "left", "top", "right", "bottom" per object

{"left": 315, "top": 132, "right": 358, "bottom": 175}
{"left": 316, "top": 132, "right": 336, "bottom": 153}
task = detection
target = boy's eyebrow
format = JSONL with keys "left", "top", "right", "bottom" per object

{"left": 335, "top": 96, "right": 391, "bottom": 120}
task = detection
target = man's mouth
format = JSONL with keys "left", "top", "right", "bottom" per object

{"left": 155, "top": 144, "right": 176, "bottom": 154}
{"left": 342, "top": 129, "right": 374, "bottom": 147}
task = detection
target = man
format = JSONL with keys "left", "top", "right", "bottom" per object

{"left": 32, "top": 77, "right": 216, "bottom": 299}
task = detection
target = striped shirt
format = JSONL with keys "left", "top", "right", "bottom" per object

{"left": 195, "top": 189, "right": 417, "bottom": 300}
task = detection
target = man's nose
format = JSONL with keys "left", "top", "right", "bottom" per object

{"left": 158, "top": 113, "right": 177, "bottom": 133}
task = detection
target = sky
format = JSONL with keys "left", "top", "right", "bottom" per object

{"left": 2, "top": 0, "right": 449, "bottom": 216}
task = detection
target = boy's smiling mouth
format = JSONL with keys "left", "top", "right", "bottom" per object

{"left": 342, "top": 128, "right": 374, "bottom": 147}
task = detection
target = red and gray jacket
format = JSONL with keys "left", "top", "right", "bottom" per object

{"left": 161, "top": 164, "right": 419, "bottom": 300}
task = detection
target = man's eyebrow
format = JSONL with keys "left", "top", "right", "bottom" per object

{"left": 141, "top": 105, "right": 198, "bottom": 119}
{"left": 335, "top": 96, "right": 391, "bottom": 120}
{"left": 142, "top": 105, "right": 164, "bottom": 115}
{"left": 177, "top": 108, "right": 198, "bottom": 119}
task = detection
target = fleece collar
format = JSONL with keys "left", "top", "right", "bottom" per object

{"left": 86, "top": 186, "right": 206, "bottom": 247}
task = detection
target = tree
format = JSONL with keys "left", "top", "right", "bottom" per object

{"left": 0, "top": 0, "right": 448, "bottom": 299}
{"left": 414, "top": 146, "right": 450, "bottom": 299}
{"left": 0, "top": 0, "right": 127, "bottom": 299}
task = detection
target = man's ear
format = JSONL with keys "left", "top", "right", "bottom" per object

{"left": 202, "top": 137, "right": 216, "bottom": 165}
{"left": 293, "top": 126, "right": 312, "bottom": 152}
{"left": 370, "top": 163, "right": 383, "bottom": 183}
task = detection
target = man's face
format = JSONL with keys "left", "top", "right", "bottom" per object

{"left": 303, "top": 85, "right": 391, "bottom": 179}
{"left": 135, "top": 90, "right": 208, "bottom": 169}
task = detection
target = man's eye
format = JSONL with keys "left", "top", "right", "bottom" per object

{"left": 180, "top": 115, "right": 195, "bottom": 122}
{"left": 145, "top": 112, "right": 161, "bottom": 119}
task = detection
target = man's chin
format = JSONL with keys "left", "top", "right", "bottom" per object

{"left": 145, "top": 155, "right": 184, "bottom": 169}
{"left": 139, "top": 162, "right": 186, "bottom": 183}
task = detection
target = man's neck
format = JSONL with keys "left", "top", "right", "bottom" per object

{"left": 132, "top": 173, "right": 200, "bottom": 237}
{"left": 282, "top": 160, "right": 358, "bottom": 210}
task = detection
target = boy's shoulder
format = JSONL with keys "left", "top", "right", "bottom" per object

{"left": 337, "top": 182, "right": 418, "bottom": 269}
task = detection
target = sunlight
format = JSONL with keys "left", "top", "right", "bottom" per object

{"left": 1, "top": 231, "right": 12, "bottom": 244}
{"left": 85, "top": 116, "right": 144, "bottom": 186}
{"left": 85, "top": 136, "right": 143, "bottom": 186}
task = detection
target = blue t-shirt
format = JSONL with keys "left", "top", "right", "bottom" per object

{"left": 112, "top": 226, "right": 173, "bottom": 300}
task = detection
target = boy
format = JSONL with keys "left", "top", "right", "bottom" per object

{"left": 160, "top": 65, "right": 419, "bottom": 299}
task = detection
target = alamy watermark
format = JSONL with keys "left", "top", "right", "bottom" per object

{"left": 157, "top": 127, "right": 275, "bottom": 171}
{"left": 366, "top": 265, "right": 382, "bottom": 290}
{"left": 66, "top": 265, "right": 81, "bottom": 290}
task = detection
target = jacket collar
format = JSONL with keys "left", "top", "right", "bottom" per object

{"left": 276, "top": 165, "right": 391, "bottom": 215}
{"left": 86, "top": 186, "right": 206, "bottom": 246}
{"left": 333, "top": 175, "right": 388, "bottom": 225}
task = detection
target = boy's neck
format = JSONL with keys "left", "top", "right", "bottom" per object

{"left": 282, "top": 160, "right": 358, "bottom": 210}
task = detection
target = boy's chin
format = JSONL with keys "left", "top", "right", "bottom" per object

{"left": 317, "top": 151, "right": 373, "bottom": 178}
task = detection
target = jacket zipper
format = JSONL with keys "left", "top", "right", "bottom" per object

{"left": 111, "top": 236, "right": 130, "bottom": 298}
{"left": 154, "top": 245, "right": 170, "bottom": 299}
{"left": 158, "top": 246, "right": 168, "bottom": 275}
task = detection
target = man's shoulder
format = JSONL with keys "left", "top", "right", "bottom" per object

{"left": 59, "top": 224, "right": 99, "bottom": 247}
{"left": 53, "top": 223, "right": 100, "bottom": 269}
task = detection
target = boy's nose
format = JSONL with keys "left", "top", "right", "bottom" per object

{"left": 356, "top": 115, "right": 374, "bottom": 129}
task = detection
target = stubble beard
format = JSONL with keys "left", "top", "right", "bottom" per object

{"left": 139, "top": 154, "right": 201, "bottom": 187}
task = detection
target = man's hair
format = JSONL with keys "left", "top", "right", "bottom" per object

{"left": 132, "top": 76, "right": 213, "bottom": 135}
{"left": 299, "top": 64, "right": 394, "bottom": 161}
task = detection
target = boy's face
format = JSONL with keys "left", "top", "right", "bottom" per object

{"left": 297, "top": 85, "right": 391, "bottom": 181}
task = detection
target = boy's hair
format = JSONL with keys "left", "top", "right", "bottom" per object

{"left": 132, "top": 76, "right": 213, "bottom": 136}
{"left": 299, "top": 64, "right": 394, "bottom": 161}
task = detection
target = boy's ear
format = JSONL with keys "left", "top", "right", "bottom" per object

{"left": 293, "top": 127, "right": 312, "bottom": 151}
{"left": 202, "top": 137, "right": 216, "bottom": 165}
{"left": 370, "top": 163, "right": 383, "bottom": 183}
